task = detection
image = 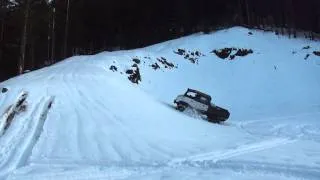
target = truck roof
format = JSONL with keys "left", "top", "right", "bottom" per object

{"left": 186, "top": 88, "right": 212, "bottom": 101}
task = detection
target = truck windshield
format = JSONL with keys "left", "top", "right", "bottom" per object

{"left": 186, "top": 91, "right": 197, "bottom": 98}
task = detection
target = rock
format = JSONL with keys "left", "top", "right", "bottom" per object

{"left": 1, "top": 87, "right": 8, "bottom": 93}
{"left": 235, "top": 49, "right": 253, "bottom": 57}
{"left": 303, "top": 46, "right": 311, "bottom": 50}
{"left": 132, "top": 58, "right": 141, "bottom": 64}
{"left": 212, "top": 48, "right": 253, "bottom": 60}
{"left": 174, "top": 48, "right": 202, "bottom": 64}
{"left": 212, "top": 48, "right": 233, "bottom": 59}
{"left": 126, "top": 69, "right": 134, "bottom": 74}
{"left": 174, "top": 49, "right": 186, "bottom": 56}
{"left": 109, "top": 65, "right": 118, "bottom": 72}
{"left": 313, "top": 51, "right": 320, "bottom": 56}
{"left": 128, "top": 67, "right": 141, "bottom": 84}
{"left": 189, "top": 57, "right": 196, "bottom": 63}
{"left": 151, "top": 63, "right": 160, "bottom": 70}
{"left": 305, "top": 54, "right": 310, "bottom": 60}
{"left": 157, "top": 57, "right": 175, "bottom": 68}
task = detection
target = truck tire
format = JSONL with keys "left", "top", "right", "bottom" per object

{"left": 207, "top": 115, "right": 220, "bottom": 123}
{"left": 176, "top": 102, "right": 189, "bottom": 112}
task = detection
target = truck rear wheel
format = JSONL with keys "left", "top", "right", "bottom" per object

{"left": 207, "top": 115, "right": 220, "bottom": 123}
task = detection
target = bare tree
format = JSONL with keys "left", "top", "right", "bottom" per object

{"left": 51, "top": 3, "right": 55, "bottom": 63}
{"left": 0, "top": 19, "right": 4, "bottom": 44}
{"left": 245, "top": 0, "right": 251, "bottom": 26}
{"left": 0, "top": 0, "right": 8, "bottom": 63}
{"left": 19, "top": 0, "right": 31, "bottom": 74}
{"left": 29, "top": 23, "right": 35, "bottom": 69}
{"left": 237, "top": 0, "right": 244, "bottom": 25}
{"left": 63, "top": 0, "right": 70, "bottom": 58}
{"left": 47, "top": 8, "right": 50, "bottom": 62}
{"left": 289, "top": 0, "right": 297, "bottom": 38}
{"left": 46, "top": 0, "right": 56, "bottom": 64}
{"left": 0, "top": 19, "right": 4, "bottom": 62}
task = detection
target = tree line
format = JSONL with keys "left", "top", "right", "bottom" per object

{"left": 0, "top": 0, "right": 319, "bottom": 80}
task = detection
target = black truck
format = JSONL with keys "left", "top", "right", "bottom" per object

{"left": 174, "top": 88, "right": 230, "bottom": 123}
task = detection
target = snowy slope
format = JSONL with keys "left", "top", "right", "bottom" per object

{"left": 0, "top": 27, "right": 320, "bottom": 179}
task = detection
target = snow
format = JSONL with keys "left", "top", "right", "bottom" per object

{"left": 0, "top": 27, "right": 320, "bottom": 179}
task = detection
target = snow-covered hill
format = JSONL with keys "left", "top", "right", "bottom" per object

{"left": 0, "top": 27, "right": 320, "bottom": 180}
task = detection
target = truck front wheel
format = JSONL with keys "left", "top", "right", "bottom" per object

{"left": 176, "top": 102, "right": 188, "bottom": 112}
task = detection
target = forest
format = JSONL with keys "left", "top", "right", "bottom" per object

{"left": 0, "top": 0, "right": 319, "bottom": 81}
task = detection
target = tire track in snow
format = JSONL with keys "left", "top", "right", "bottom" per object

{"left": 237, "top": 112, "right": 320, "bottom": 141}
{"left": 69, "top": 77, "right": 166, "bottom": 162}
{"left": 15, "top": 96, "right": 55, "bottom": 167}
{"left": 0, "top": 96, "right": 55, "bottom": 178}
{"left": 0, "top": 96, "right": 41, "bottom": 178}
{"left": 167, "top": 138, "right": 320, "bottom": 177}
{"left": 82, "top": 74, "right": 174, "bottom": 162}
{"left": 8, "top": 159, "right": 320, "bottom": 180}
{"left": 172, "top": 160, "right": 320, "bottom": 180}
{"left": 0, "top": 88, "right": 11, "bottom": 115}
{"left": 0, "top": 91, "right": 28, "bottom": 136}
{"left": 7, "top": 165, "right": 138, "bottom": 180}
{"left": 163, "top": 138, "right": 320, "bottom": 179}
{"left": 169, "top": 138, "right": 296, "bottom": 165}
{"left": 238, "top": 112, "right": 320, "bottom": 127}
{"left": 59, "top": 72, "right": 124, "bottom": 160}
{"left": 94, "top": 97, "right": 172, "bottom": 161}
{"left": 60, "top": 70, "right": 83, "bottom": 156}
{"left": 65, "top": 75, "right": 115, "bottom": 160}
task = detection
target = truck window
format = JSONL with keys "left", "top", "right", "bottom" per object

{"left": 186, "top": 91, "right": 197, "bottom": 98}
{"left": 199, "top": 96, "right": 209, "bottom": 104}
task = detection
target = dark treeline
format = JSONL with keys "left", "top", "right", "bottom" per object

{"left": 0, "top": 0, "right": 319, "bottom": 81}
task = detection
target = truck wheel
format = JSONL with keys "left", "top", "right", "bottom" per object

{"left": 176, "top": 102, "right": 188, "bottom": 112}
{"left": 207, "top": 115, "right": 220, "bottom": 123}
